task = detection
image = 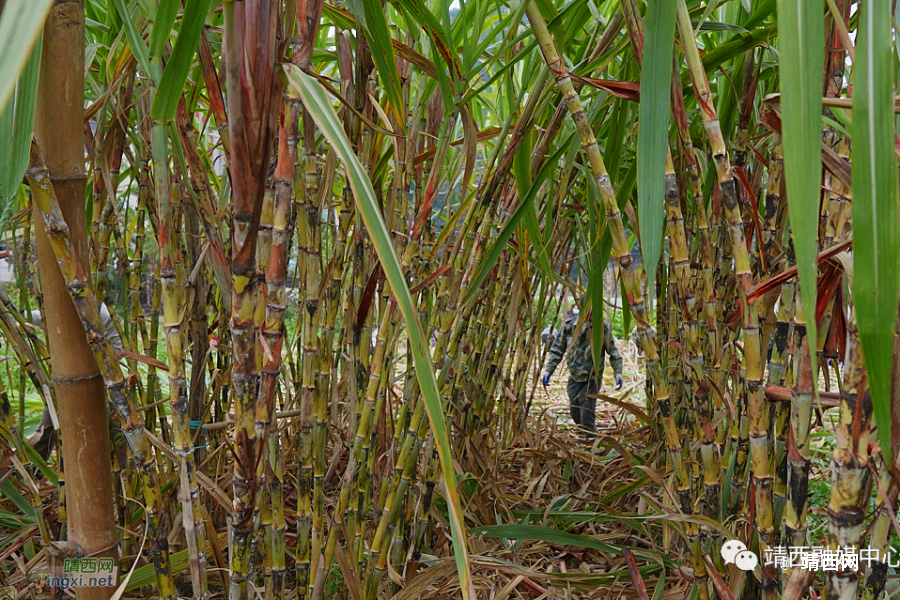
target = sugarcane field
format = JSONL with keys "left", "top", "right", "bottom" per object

{"left": 0, "top": 0, "right": 897, "bottom": 598}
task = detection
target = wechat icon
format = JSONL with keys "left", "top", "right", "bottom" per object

{"left": 721, "top": 540, "right": 758, "bottom": 571}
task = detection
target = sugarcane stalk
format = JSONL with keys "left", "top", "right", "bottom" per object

{"left": 826, "top": 312, "right": 873, "bottom": 600}
{"left": 360, "top": 263, "right": 407, "bottom": 568}
{"left": 784, "top": 309, "right": 813, "bottom": 549}
{"left": 0, "top": 290, "right": 52, "bottom": 396}
{"left": 250, "top": 176, "right": 275, "bottom": 593}
{"left": 302, "top": 99, "right": 327, "bottom": 594}
{"left": 133, "top": 95, "right": 166, "bottom": 444}
{"left": 674, "top": 2, "right": 752, "bottom": 295}
{"left": 94, "top": 196, "right": 116, "bottom": 302}
{"left": 174, "top": 99, "right": 234, "bottom": 311}
{"left": 865, "top": 304, "right": 900, "bottom": 597}
{"left": 366, "top": 380, "right": 430, "bottom": 598}
{"left": 294, "top": 110, "right": 318, "bottom": 598}
{"left": 26, "top": 139, "right": 175, "bottom": 599}
{"left": 768, "top": 273, "right": 795, "bottom": 537}
{"left": 861, "top": 461, "right": 896, "bottom": 600}
{"left": 254, "top": 123, "right": 294, "bottom": 600}
{"left": 823, "top": 138, "right": 851, "bottom": 247}
{"left": 728, "top": 366, "right": 749, "bottom": 513}
{"left": 148, "top": 54, "right": 208, "bottom": 597}
{"left": 311, "top": 120, "right": 355, "bottom": 597}
{"left": 662, "top": 147, "right": 719, "bottom": 518}
{"left": 129, "top": 138, "right": 151, "bottom": 351}
{"left": 222, "top": 0, "right": 282, "bottom": 596}
{"left": 359, "top": 326, "right": 397, "bottom": 575}
{"left": 146, "top": 265, "right": 166, "bottom": 445}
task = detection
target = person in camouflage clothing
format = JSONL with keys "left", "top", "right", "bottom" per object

{"left": 542, "top": 308, "right": 624, "bottom": 437}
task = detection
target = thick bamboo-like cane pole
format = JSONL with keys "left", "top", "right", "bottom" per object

{"left": 31, "top": 4, "right": 124, "bottom": 600}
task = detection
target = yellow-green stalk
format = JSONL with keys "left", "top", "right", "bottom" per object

{"left": 26, "top": 140, "right": 175, "bottom": 600}
{"left": 861, "top": 462, "right": 896, "bottom": 600}
{"left": 256, "top": 125, "right": 294, "bottom": 600}
{"left": 149, "top": 54, "right": 209, "bottom": 597}
{"left": 295, "top": 106, "right": 322, "bottom": 597}
{"left": 768, "top": 277, "right": 795, "bottom": 534}
{"left": 826, "top": 312, "right": 873, "bottom": 600}
{"left": 127, "top": 162, "right": 149, "bottom": 350}
{"left": 784, "top": 313, "right": 813, "bottom": 548}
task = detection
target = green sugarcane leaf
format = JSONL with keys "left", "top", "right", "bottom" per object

{"left": 360, "top": 0, "right": 405, "bottom": 126}
{"left": 522, "top": 190, "right": 551, "bottom": 276}
{"left": 533, "top": 0, "right": 558, "bottom": 22}
{"left": 513, "top": 129, "right": 554, "bottom": 280}
{"left": 282, "top": 63, "right": 474, "bottom": 600}
{"left": 344, "top": 0, "right": 367, "bottom": 28}
{"left": 112, "top": 0, "right": 152, "bottom": 77}
{"left": 393, "top": 0, "right": 457, "bottom": 110}
{"left": 0, "top": 480, "right": 33, "bottom": 517}
{"left": 148, "top": 0, "right": 179, "bottom": 60}
{"left": 852, "top": 0, "right": 900, "bottom": 466}
{"left": 151, "top": 0, "right": 214, "bottom": 123}
{"left": 637, "top": 0, "right": 676, "bottom": 299}
{"left": 0, "top": 0, "right": 53, "bottom": 116}
{"left": 460, "top": 40, "right": 538, "bottom": 105}
{"left": 22, "top": 443, "right": 57, "bottom": 486}
{"left": 777, "top": 0, "right": 823, "bottom": 390}
{"left": 896, "top": 0, "right": 900, "bottom": 61}
{"left": 676, "top": 2, "right": 775, "bottom": 89}
{"left": 603, "top": 98, "right": 629, "bottom": 185}
{"left": 587, "top": 180, "right": 612, "bottom": 377}
{"left": 322, "top": 3, "right": 356, "bottom": 29}
{"left": 460, "top": 134, "right": 577, "bottom": 307}
{"left": 620, "top": 274, "right": 631, "bottom": 338}
{"left": 652, "top": 570, "right": 667, "bottom": 600}
{"left": 0, "top": 36, "right": 41, "bottom": 216}
{"left": 695, "top": 0, "right": 727, "bottom": 33}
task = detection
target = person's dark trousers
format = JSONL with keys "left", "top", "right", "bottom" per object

{"left": 567, "top": 377, "right": 600, "bottom": 437}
